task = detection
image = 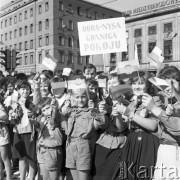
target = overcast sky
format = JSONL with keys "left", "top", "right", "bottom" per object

{"left": 0, "top": 0, "right": 162, "bottom": 12}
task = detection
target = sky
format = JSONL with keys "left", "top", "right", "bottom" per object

{"left": 0, "top": 0, "right": 162, "bottom": 12}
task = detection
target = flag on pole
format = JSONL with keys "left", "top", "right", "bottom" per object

{"left": 62, "top": 68, "right": 71, "bottom": 76}
{"left": 42, "top": 55, "right": 58, "bottom": 72}
{"left": 148, "top": 77, "right": 169, "bottom": 91}
{"left": 148, "top": 46, "right": 164, "bottom": 68}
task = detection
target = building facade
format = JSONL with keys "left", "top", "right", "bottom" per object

{"left": 120, "top": 0, "right": 180, "bottom": 68}
{"left": 0, "top": 0, "right": 122, "bottom": 74}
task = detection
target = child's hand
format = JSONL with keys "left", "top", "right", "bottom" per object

{"left": 166, "top": 104, "right": 173, "bottom": 116}
{"left": 33, "top": 73, "right": 40, "bottom": 85}
{"left": 61, "top": 100, "right": 71, "bottom": 114}
{"left": 88, "top": 99, "right": 94, "bottom": 109}
{"left": 51, "top": 98, "right": 56, "bottom": 106}
{"left": 140, "top": 108, "right": 148, "bottom": 118}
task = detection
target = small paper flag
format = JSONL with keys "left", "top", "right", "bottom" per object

{"left": 148, "top": 46, "right": 164, "bottom": 68}
{"left": 98, "top": 78, "right": 106, "bottom": 88}
{"left": 62, "top": 68, "right": 71, "bottom": 76}
{"left": 42, "top": 55, "right": 58, "bottom": 72}
{"left": 148, "top": 77, "right": 169, "bottom": 91}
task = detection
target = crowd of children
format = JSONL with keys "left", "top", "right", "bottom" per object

{"left": 0, "top": 63, "right": 180, "bottom": 180}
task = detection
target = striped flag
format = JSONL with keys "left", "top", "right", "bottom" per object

{"left": 42, "top": 55, "right": 58, "bottom": 72}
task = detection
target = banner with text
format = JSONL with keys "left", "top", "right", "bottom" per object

{"left": 78, "top": 17, "right": 127, "bottom": 56}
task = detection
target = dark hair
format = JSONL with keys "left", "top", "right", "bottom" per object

{"left": 14, "top": 73, "right": 28, "bottom": 81}
{"left": 76, "top": 69, "right": 83, "bottom": 75}
{"left": 159, "top": 66, "right": 180, "bottom": 82}
{"left": 38, "top": 97, "right": 52, "bottom": 109}
{"left": 86, "top": 79, "right": 98, "bottom": 87}
{"left": 17, "top": 80, "right": 31, "bottom": 92}
{"left": 130, "top": 71, "right": 157, "bottom": 96}
{"left": 5, "top": 79, "right": 16, "bottom": 90}
{"left": 83, "top": 64, "right": 96, "bottom": 73}
{"left": 41, "top": 70, "right": 54, "bottom": 80}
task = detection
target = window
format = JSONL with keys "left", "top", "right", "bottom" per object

{"left": 45, "top": 35, "right": 49, "bottom": 45}
{"left": 30, "top": 8, "right": 33, "bottom": 17}
{"left": 30, "top": 40, "right": 33, "bottom": 49}
{"left": 14, "top": 29, "right": 17, "bottom": 38}
{"left": 137, "top": 44, "right": 142, "bottom": 62}
{"left": 77, "top": 7, "right": 82, "bottom": 16}
{"left": 1, "top": 21, "right": 3, "bottom": 28}
{"left": 94, "top": 12, "right": 98, "bottom": 20}
{"left": 164, "top": 40, "right": 172, "bottom": 61}
{"left": 69, "top": 20, "right": 73, "bottom": 30}
{"left": 77, "top": 53, "right": 83, "bottom": 64}
{"left": 67, "top": 52, "right": 73, "bottom": 65}
{"left": 45, "top": 19, "right": 49, "bottom": 29}
{"left": 10, "top": 45, "right": 12, "bottom": 50}
{"left": 30, "top": 24, "right": 33, "bottom": 33}
{"left": 59, "top": 51, "right": 64, "bottom": 63}
{"left": 59, "top": 36, "right": 64, "bottom": 45}
{"left": 14, "top": 44, "right": 17, "bottom": 50}
{"left": 59, "top": 18, "right": 63, "bottom": 28}
{"left": 9, "top": 18, "right": 12, "bottom": 25}
{"left": 10, "top": 31, "right": 12, "bottom": 40}
{"left": 68, "top": 36, "right": 73, "bottom": 47}
{"left": 5, "top": 20, "right": 7, "bottom": 27}
{"left": 25, "top": 26, "right": 28, "bottom": 35}
{"left": 19, "top": 28, "right": 22, "bottom": 36}
{"left": 110, "top": 53, "right": 117, "bottom": 63}
{"left": 24, "top": 55, "right": 28, "bottom": 65}
{"left": 38, "top": 53, "right": 42, "bottom": 63}
{"left": 19, "top": 42, "right": 22, "bottom": 50}
{"left": 24, "top": 11, "right": 27, "bottom": 19}
{"left": 14, "top": 16, "right": 17, "bottom": 23}
{"left": 59, "top": 1, "right": 63, "bottom": 11}
{"left": 5, "top": 33, "right": 7, "bottom": 41}
{"left": 1, "top": 35, "right": 3, "bottom": 42}
{"left": 39, "top": 5, "right": 42, "bottom": 14}
{"left": 25, "top": 41, "right": 28, "bottom": 50}
{"left": 122, "top": 47, "right": 129, "bottom": 61}
{"left": 148, "top": 42, "right": 156, "bottom": 53}
{"left": 86, "top": 56, "right": 89, "bottom": 64}
{"left": 30, "top": 54, "right": 33, "bottom": 64}
{"left": 45, "top": 2, "right": 49, "bottom": 11}
{"left": 67, "top": 4, "right": 73, "bottom": 13}
{"left": 19, "top": 13, "right": 22, "bottom": 21}
{"left": 39, "top": 21, "right": 42, "bottom": 31}
{"left": 148, "top": 26, "right": 157, "bottom": 35}
{"left": 19, "top": 57, "right": 22, "bottom": 65}
{"left": 86, "top": 9, "right": 91, "bottom": 18}
{"left": 134, "top": 29, "right": 142, "bottom": 37}
{"left": 164, "top": 23, "right": 172, "bottom": 33}
{"left": 39, "top": 37, "right": 42, "bottom": 47}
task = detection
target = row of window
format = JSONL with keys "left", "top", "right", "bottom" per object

{"left": 13, "top": 51, "right": 86, "bottom": 67}
{"left": 134, "top": 22, "right": 173, "bottom": 37}
{"left": 59, "top": 1, "right": 111, "bottom": 20}
{"left": 122, "top": 40, "right": 172, "bottom": 61}
{"left": 1, "top": 19, "right": 49, "bottom": 41}
{"left": 0, "top": 1, "right": 49, "bottom": 29}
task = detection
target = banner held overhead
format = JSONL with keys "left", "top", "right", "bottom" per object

{"left": 78, "top": 17, "right": 127, "bottom": 56}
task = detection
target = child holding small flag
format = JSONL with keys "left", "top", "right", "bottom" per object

{"left": 62, "top": 76, "right": 108, "bottom": 180}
